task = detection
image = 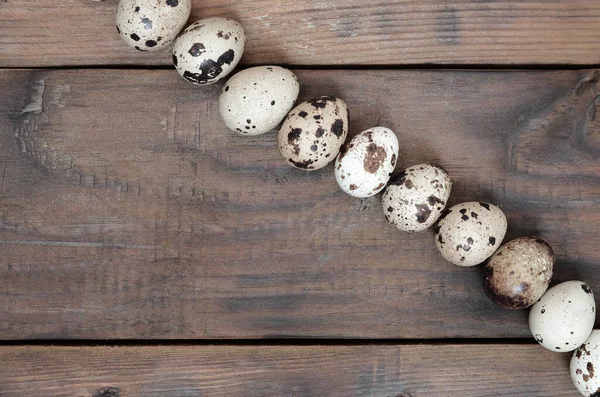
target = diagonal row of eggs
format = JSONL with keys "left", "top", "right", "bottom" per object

{"left": 392, "top": 171, "right": 597, "bottom": 397}
{"left": 113, "top": 1, "right": 508, "bottom": 272}
{"left": 114, "top": 9, "right": 599, "bottom": 390}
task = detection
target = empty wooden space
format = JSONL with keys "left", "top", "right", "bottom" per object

{"left": 1, "top": 0, "right": 599, "bottom": 395}
{"left": 0, "top": 345, "right": 580, "bottom": 396}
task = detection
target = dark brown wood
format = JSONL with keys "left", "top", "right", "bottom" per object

{"left": 1, "top": 68, "right": 600, "bottom": 340}
{"left": 0, "top": 344, "right": 580, "bottom": 396}
{"left": 2, "top": 0, "right": 600, "bottom": 67}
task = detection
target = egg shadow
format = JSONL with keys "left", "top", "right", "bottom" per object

{"left": 294, "top": 73, "right": 345, "bottom": 104}
{"left": 190, "top": 7, "right": 294, "bottom": 67}
{"left": 469, "top": 185, "right": 548, "bottom": 242}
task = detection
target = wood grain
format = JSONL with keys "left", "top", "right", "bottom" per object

{"left": 1, "top": 68, "right": 600, "bottom": 340}
{"left": 2, "top": 0, "right": 600, "bottom": 67}
{"left": 0, "top": 344, "right": 580, "bottom": 396}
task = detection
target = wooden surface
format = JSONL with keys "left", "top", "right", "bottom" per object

{"left": 1, "top": 68, "right": 600, "bottom": 340}
{"left": 3, "top": 1, "right": 600, "bottom": 395}
{"left": 3, "top": 0, "right": 600, "bottom": 67}
{"left": 0, "top": 344, "right": 580, "bottom": 396}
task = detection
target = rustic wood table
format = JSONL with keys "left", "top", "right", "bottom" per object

{"left": 2, "top": 1, "right": 600, "bottom": 396}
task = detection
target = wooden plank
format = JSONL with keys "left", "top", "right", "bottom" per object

{"left": 2, "top": 0, "right": 600, "bottom": 67}
{"left": 0, "top": 344, "right": 580, "bottom": 396}
{"left": 1, "top": 68, "right": 600, "bottom": 340}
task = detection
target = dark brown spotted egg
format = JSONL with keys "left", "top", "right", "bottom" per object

{"left": 172, "top": 18, "right": 245, "bottom": 85}
{"left": 530, "top": 281, "right": 595, "bottom": 352}
{"left": 483, "top": 237, "right": 554, "bottom": 309}
{"left": 571, "top": 330, "right": 600, "bottom": 396}
{"left": 116, "top": 0, "right": 191, "bottom": 52}
{"left": 435, "top": 202, "right": 507, "bottom": 266}
{"left": 334, "top": 127, "right": 399, "bottom": 198}
{"left": 219, "top": 66, "right": 300, "bottom": 136}
{"left": 278, "top": 97, "right": 348, "bottom": 171}
{"left": 381, "top": 163, "right": 451, "bottom": 232}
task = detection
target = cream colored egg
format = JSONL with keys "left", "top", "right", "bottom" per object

{"left": 434, "top": 202, "right": 507, "bottom": 266}
{"left": 172, "top": 18, "right": 245, "bottom": 85}
{"left": 530, "top": 281, "right": 595, "bottom": 352}
{"left": 219, "top": 66, "right": 300, "bottom": 136}
{"left": 116, "top": 0, "right": 191, "bottom": 51}
{"left": 334, "top": 127, "right": 399, "bottom": 198}
{"left": 571, "top": 329, "right": 600, "bottom": 396}
{"left": 382, "top": 163, "right": 451, "bottom": 232}
{"left": 278, "top": 97, "right": 348, "bottom": 170}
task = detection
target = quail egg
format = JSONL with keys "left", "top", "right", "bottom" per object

{"left": 530, "top": 281, "right": 595, "bottom": 352}
{"left": 172, "top": 17, "right": 245, "bottom": 85}
{"left": 334, "top": 127, "right": 399, "bottom": 198}
{"left": 116, "top": 0, "right": 191, "bottom": 51}
{"left": 483, "top": 237, "right": 554, "bottom": 309}
{"left": 382, "top": 163, "right": 451, "bottom": 232}
{"left": 278, "top": 97, "right": 348, "bottom": 170}
{"left": 219, "top": 66, "right": 300, "bottom": 135}
{"left": 435, "top": 202, "right": 507, "bottom": 266}
{"left": 571, "top": 329, "right": 600, "bottom": 396}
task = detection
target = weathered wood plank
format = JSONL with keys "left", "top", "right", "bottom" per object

{"left": 0, "top": 344, "right": 580, "bottom": 396}
{"left": 1, "top": 69, "right": 599, "bottom": 339}
{"left": 2, "top": 0, "right": 600, "bottom": 67}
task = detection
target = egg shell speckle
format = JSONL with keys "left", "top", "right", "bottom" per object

{"left": 571, "top": 330, "right": 600, "bottom": 396}
{"left": 529, "top": 280, "right": 595, "bottom": 352}
{"left": 172, "top": 18, "right": 245, "bottom": 85}
{"left": 382, "top": 163, "right": 451, "bottom": 232}
{"left": 219, "top": 66, "right": 300, "bottom": 136}
{"left": 334, "top": 127, "right": 399, "bottom": 198}
{"left": 434, "top": 201, "right": 507, "bottom": 266}
{"left": 116, "top": 0, "right": 192, "bottom": 52}
{"left": 483, "top": 236, "right": 554, "bottom": 309}
{"left": 278, "top": 97, "right": 348, "bottom": 171}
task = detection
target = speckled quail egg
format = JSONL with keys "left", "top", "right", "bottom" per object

{"left": 334, "top": 127, "right": 399, "bottom": 198}
{"left": 571, "top": 329, "right": 600, "bottom": 396}
{"left": 434, "top": 202, "right": 507, "bottom": 266}
{"left": 530, "top": 281, "right": 595, "bottom": 352}
{"left": 483, "top": 237, "right": 554, "bottom": 309}
{"left": 219, "top": 66, "right": 300, "bottom": 135}
{"left": 382, "top": 163, "right": 451, "bottom": 232}
{"left": 172, "top": 18, "right": 245, "bottom": 85}
{"left": 116, "top": 0, "right": 191, "bottom": 52}
{"left": 278, "top": 97, "right": 348, "bottom": 171}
